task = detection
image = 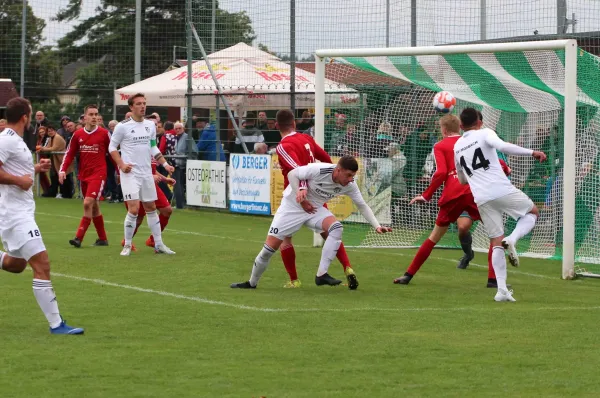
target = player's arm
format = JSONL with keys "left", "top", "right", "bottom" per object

{"left": 276, "top": 143, "right": 309, "bottom": 189}
{"left": 484, "top": 129, "right": 546, "bottom": 161}
{"left": 454, "top": 155, "right": 468, "bottom": 185}
{"left": 0, "top": 145, "right": 37, "bottom": 190}
{"left": 499, "top": 159, "right": 511, "bottom": 176}
{"left": 287, "top": 164, "right": 322, "bottom": 204}
{"left": 347, "top": 184, "right": 392, "bottom": 233}
{"left": 108, "top": 124, "right": 134, "bottom": 173}
{"left": 150, "top": 127, "right": 174, "bottom": 174}
{"left": 416, "top": 144, "right": 447, "bottom": 204}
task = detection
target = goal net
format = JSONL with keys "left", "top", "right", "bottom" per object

{"left": 314, "top": 40, "right": 600, "bottom": 278}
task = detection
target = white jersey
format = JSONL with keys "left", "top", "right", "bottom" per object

{"left": 110, "top": 118, "right": 156, "bottom": 178}
{"left": 284, "top": 163, "right": 380, "bottom": 229}
{"left": 454, "top": 128, "right": 532, "bottom": 205}
{"left": 0, "top": 128, "right": 35, "bottom": 228}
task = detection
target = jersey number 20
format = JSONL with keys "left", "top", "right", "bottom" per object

{"left": 460, "top": 147, "right": 490, "bottom": 177}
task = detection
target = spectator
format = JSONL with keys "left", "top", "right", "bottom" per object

{"left": 151, "top": 112, "right": 161, "bottom": 123}
{"left": 63, "top": 120, "right": 76, "bottom": 147}
{"left": 388, "top": 143, "right": 407, "bottom": 225}
{"left": 196, "top": 118, "right": 225, "bottom": 161}
{"left": 160, "top": 121, "right": 177, "bottom": 160}
{"left": 252, "top": 142, "right": 268, "bottom": 155}
{"left": 97, "top": 114, "right": 104, "bottom": 127}
{"left": 233, "top": 112, "right": 264, "bottom": 153}
{"left": 40, "top": 125, "right": 74, "bottom": 199}
{"left": 124, "top": 111, "right": 133, "bottom": 120}
{"left": 172, "top": 121, "right": 197, "bottom": 209}
{"left": 257, "top": 111, "right": 269, "bottom": 130}
{"left": 57, "top": 115, "right": 72, "bottom": 140}
{"left": 193, "top": 118, "right": 207, "bottom": 142}
{"left": 35, "top": 126, "right": 52, "bottom": 196}
{"left": 296, "top": 110, "right": 313, "bottom": 132}
{"left": 108, "top": 119, "right": 118, "bottom": 132}
{"left": 262, "top": 118, "right": 280, "bottom": 147}
{"left": 325, "top": 113, "right": 347, "bottom": 154}
{"left": 34, "top": 111, "right": 47, "bottom": 129}
{"left": 0, "top": 118, "right": 6, "bottom": 132}
{"left": 267, "top": 119, "right": 276, "bottom": 131}
{"left": 104, "top": 119, "right": 121, "bottom": 202}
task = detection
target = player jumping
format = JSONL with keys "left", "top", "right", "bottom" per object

{"left": 231, "top": 156, "right": 392, "bottom": 289}
{"left": 109, "top": 93, "right": 175, "bottom": 256}
{"left": 274, "top": 109, "right": 358, "bottom": 289}
{"left": 59, "top": 104, "right": 111, "bottom": 248}
{"left": 0, "top": 97, "right": 83, "bottom": 334}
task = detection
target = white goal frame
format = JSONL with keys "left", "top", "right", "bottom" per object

{"left": 314, "top": 39, "right": 578, "bottom": 280}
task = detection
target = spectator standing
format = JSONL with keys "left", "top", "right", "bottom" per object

{"left": 296, "top": 110, "right": 313, "bottom": 132}
{"left": 40, "top": 125, "right": 73, "bottom": 199}
{"left": 172, "top": 122, "right": 197, "bottom": 209}
{"left": 257, "top": 111, "right": 269, "bottom": 130}
{"left": 35, "top": 126, "right": 52, "bottom": 196}
{"left": 196, "top": 118, "right": 225, "bottom": 161}
{"left": 233, "top": 112, "right": 264, "bottom": 153}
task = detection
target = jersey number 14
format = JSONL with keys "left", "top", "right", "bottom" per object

{"left": 460, "top": 147, "right": 490, "bottom": 177}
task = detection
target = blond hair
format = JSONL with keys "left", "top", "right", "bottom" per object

{"left": 439, "top": 114, "right": 460, "bottom": 134}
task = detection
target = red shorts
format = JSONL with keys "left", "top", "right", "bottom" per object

{"left": 81, "top": 179, "right": 105, "bottom": 200}
{"left": 124, "top": 184, "right": 170, "bottom": 217}
{"left": 435, "top": 194, "right": 481, "bottom": 227}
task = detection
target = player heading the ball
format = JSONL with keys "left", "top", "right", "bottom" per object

{"left": 231, "top": 156, "right": 392, "bottom": 289}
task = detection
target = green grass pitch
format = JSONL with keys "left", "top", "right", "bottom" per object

{"left": 1, "top": 198, "right": 599, "bottom": 397}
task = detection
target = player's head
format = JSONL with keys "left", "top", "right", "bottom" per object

{"left": 127, "top": 93, "right": 146, "bottom": 118}
{"left": 275, "top": 109, "right": 296, "bottom": 133}
{"left": 459, "top": 108, "right": 479, "bottom": 132}
{"left": 334, "top": 155, "right": 359, "bottom": 186}
{"left": 476, "top": 110, "right": 484, "bottom": 129}
{"left": 84, "top": 104, "right": 99, "bottom": 128}
{"left": 5, "top": 97, "right": 32, "bottom": 132}
{"left": 439, "top": 114, "right": 460, "bottom": 138}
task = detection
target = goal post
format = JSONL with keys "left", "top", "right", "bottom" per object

{"left": 314, "top": 40, "right": 580, "bottom": 280}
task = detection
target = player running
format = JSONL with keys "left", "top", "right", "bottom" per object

{"left": 454, "top": 108, "right": 546, "bottom": 302}
{"left": 59, "top": 104, "right": 111, "bottom": 248}
{"left": 274, "top": 109, "right": 358, "bottom": 289}
{"left": 121, "top": 157, "right": 174, "bottom": 251}
{"left": 0, "top": 97, "right": 83, "bottom": 334}
{"left": 109, "top": 93, "right": 175, "bottom": 256}
{"left": 231, "top": 156, "right": 392, "bottom": 289}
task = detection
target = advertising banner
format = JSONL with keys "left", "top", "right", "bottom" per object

{"left": 186, "top": 160, "right": 227, "bottom": 208}
{"left": 229, "top": 154, "right": 271, "bottom": 215}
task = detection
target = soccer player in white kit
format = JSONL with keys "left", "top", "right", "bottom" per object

{"left": 0, "top": 97, "right": 83, "bottom": 334}
{"left": 231, "top": 156, "right": 392, "bottom": 288}
{"left": 454, "top": 108, "right": 547, "bottom": 302}
{"left": 109, "top": 93, "right": 176, "bottom": 256}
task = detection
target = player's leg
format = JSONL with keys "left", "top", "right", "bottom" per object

{"left": 146, "top": 186, "right": 172, "bottom": 248}
{"left": 280, "top": 237, "right": 301, "bottom": 287}
{"left": 231, "top": 234, "right": 284, "bottom": 289}
{"left": 313, "top": 214, "right": 344, "bottom": 286}
{"left": 320, "top": 203, "right": 353, "bottom": 273}
{"left": 456, "top": 215, "right": 475, "bottom": 269}
{"left": 0, "top": 250, "right": 27, "bottom": 273}
{"left": 478, "top": 201, "right": 515, "bottom": 302}
{"left": 140, "top": 176, "right": 174, "bottom": 254}
{"left": 120, "top": 175, "right": 141, "bottom": 255}
{"left": 69, "top": 181, "right": 92, "bottom": 248}
{"left": 91, "top": 180, "right": 108, "bottom": 245}
{"left": 502, "top": 192, "right": 539, "bottom": 267}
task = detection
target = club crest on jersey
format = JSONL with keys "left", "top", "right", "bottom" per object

{"left": 334, "top": 187, "right": 342, "bottom": 193}
{"left": 79, "top": 138, "right": 83, "bottom": 143}
{"left": 145, "top": 127, "right": 150, "bottom": 133}
{"left": 130, "top": 130, "right": 135, "bottom": 134}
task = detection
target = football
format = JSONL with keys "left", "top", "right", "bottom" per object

{"left": 432, "top": 91, "right": 456, "bottom": 113}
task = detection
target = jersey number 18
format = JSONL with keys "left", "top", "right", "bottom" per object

{"left": 460, "top": 147, "right": 490, "bottom": 177}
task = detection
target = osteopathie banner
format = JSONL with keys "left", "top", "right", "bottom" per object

{"left": 229, "top": 154, "right": 271, "bottom": 215}
{"left": 186, "top": 160, "right": 227, "bottom": 208}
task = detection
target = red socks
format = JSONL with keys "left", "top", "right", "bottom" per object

{"left": 76, "top": 217, "right": 91, "bottom": 241}
{"left": 406, "top": 238, "right": 437, "bottom": 276}
{"left": 488, "top": 243, "right": 496, "bottom": 279}
{"left": 92, "top": 215, "right": 107, "bottom": 241}
{"left": 336, "top": 243, "right": 352, "bottom": 270}
{"left": 281, "top": 246, "right": 298, "bottom": 281}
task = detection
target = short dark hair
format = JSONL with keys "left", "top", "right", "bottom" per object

{"left": 128, "top": 93, "right": 146, "bottom": 107}
{"left": 276, "top": 109, "right": 294, "bottom": 128}
{"left": 477, "top": 110, "right": 483, "bottom": 122}
{"left": 164, "top": 121, "right": 174, "bottom": 130}
{"left": 197, "top": 118, "right": 209, "bottom": 124}
{"left": 460, "top": 108, "right": 479, "bottom": 130}
{"left": 337, "top": 155, "right": 359, "bottom": 172}
{"left": 5, "top": 97, "right": 31, "bottom": 124}
{"left": 84, "top": 104, "right": 98, "bottom": 114}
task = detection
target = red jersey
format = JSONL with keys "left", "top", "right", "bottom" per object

{"left": 276, "top": 132, "right": 331, "bottom": 188}
{"left": 422, "top": 135, "right": 512, "bottom": 206}
{"left": 60, "top": 126, "right": 111, "bottom": 181}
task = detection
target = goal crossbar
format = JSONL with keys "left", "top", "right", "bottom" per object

{"left": 314, "top": 40, "right": 578, "bottom": 280}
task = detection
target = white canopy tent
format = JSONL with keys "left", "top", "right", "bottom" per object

{"left": 114, "top": 43, "right": 360, "bottom": 111}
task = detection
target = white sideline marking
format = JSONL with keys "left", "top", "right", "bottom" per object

{"left": 52, "top": 272, "right": 600, "bottom": 313}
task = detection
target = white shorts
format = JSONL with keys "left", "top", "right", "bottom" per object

{"left": 121, "top": 174, "right": 157, "bottom": 203}
{"left": 268, "top": 205, "right": 334, "bottom": 240}
{"left": 0, "top": 219, "right": 46, "bottom": 261}
{"left": 478, "top": 190, "right": 534, "bottom": 238}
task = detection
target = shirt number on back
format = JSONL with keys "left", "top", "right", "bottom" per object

{"left": 304, "top": 143, "right": 315, "bottom": 163}
{"left": 460, "top": 147, "right": 490, "bottom": 177}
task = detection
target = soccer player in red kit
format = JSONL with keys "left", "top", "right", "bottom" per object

{"left": 393, "top": 114, "right": 486, "bottom": 286}
{"left": 274, "top": 109, "right": 358, "bottom": 290}
{"left": 59, "top": 104, "right": 111, "bottom": 248}
{"left": 121, "top": 157, "right": 174, "bottom": 251}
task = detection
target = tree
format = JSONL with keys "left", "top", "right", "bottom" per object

{"left": 0, "top": 0, "right": 60, "bottom": 93}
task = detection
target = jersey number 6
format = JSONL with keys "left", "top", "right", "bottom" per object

{"left": 460, "top": 147, "right": 490, "bottom": 177}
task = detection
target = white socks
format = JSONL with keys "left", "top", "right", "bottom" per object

{"left": 508, "top": 213, "right": 537, "bottom": 243}
{"left": 146, "top": 210, "right": 163, "bottom": 246}
{"left": 0, "top": 250, "right": 5, "bottom": 270}
{"left": 124, "top": 212, "right": 138, "bottom": 245}
{"left": 317, "top": 222, "right": 343, "bottom": 277}
{"left": 33, "top": 279, "right": 62, "bottom": 329}
{"left": 491, "top": 246, "right": 508, "bottom": 291}
{"left": 249, "top": 244, "right": 276, "bottom": 287}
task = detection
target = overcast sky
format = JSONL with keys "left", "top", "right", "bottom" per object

{"left": 32, "top": 0, "right": 600, "bottom": 57}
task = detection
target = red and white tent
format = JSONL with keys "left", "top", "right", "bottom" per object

{"left": 114, "top": 43, "right": 359, "bottom": 110}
